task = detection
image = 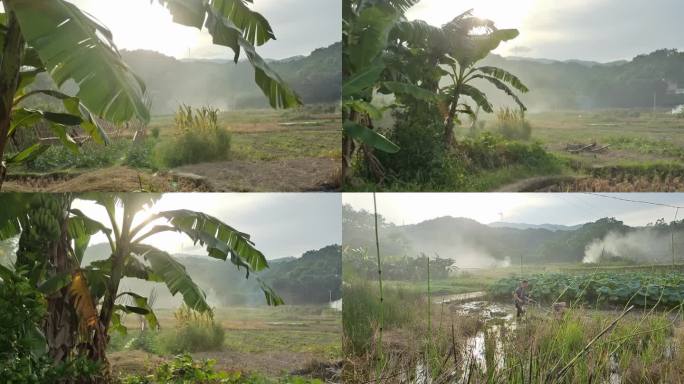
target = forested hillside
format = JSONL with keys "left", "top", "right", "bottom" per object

{"left": 473, "top": 49, "right": 684, "bottom": 111}
{"left": 79, "top": 243, "right": 342, "bottom": 308}
{"left": 122, "top": 42, "right": 341, "bottom": 114}
{"left": 343, "top": 205, "right": 684, "bottom": 265}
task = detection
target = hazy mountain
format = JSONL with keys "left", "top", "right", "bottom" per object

{"left": 488, "top": 222, "right": 581, "bottom": 231}
{"left": 467, "top": 49, "right": 684, "bottom": 111}
{"left": 83, "top": 243, "right": 341, "bottom": 308}
{"left": 343, "top": 205, "right": 684, "bottom": 266}
{"left": 121, "top": 42, "right": 341, "bottom": 115}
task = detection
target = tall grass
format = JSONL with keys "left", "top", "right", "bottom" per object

{"left": 493, "top": 108, "right": 532, "bottom": 141}
{"left": 154, "top": 105, "right": 231, "bottom": 168}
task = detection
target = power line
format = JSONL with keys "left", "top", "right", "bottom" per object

{"left": 584, "top": 193, "right": 684, "bottom": 209}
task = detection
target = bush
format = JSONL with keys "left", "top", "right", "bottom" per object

{"left": 493, "top": 107, "right": 532, "bottom": 140}
{"left": 154, "top": 128, "right": 231, "bottom": 168}
{"left": 376, "top": 102, "right": 466, "bottom": 187}
{"left": 458, "top": 132, "right": 556, "bottom": 171}
{"left": 150, "top": 126, "right": 161, "bottom": 139}
{"left": 159, "top": 306, "right": 225, "bottom": 354}
{"left": 154, "top": 105, "right": 231, "bottom": 168}
{"left": 343, "top": 281, "right": 421, "bottom": 356}
{"left": 0, "top": 267, "right": 103, "bottom": 383}
{"left": 125, "top": 140, "right": 156, "bottom": 169}
{"left": 26, "top": 140, "right": 129, "bottom": 171}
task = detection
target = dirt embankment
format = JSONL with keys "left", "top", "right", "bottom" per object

{"left": 2, "top": 167, "right": 211, "bottom": 192}
{"left": 172, "top": 157, "right": 340, "bottom": 192}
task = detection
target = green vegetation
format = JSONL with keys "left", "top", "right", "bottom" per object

{"left": 159, "top": 306, "right": 226, "bottom": 354}
{"left": 154, "top": 105, "right": 232, "bottom": 168}
{"left": 0, "top": 0, "right": 301, "bottom": 190}
{"left": 121, "top": 354, "right": 324, "bottom": 384}
{"left": 0, "top": 193, "right": 282, "bottom": 381}
{"left": 490, "top": 272, "right": 684, "bottom": 309}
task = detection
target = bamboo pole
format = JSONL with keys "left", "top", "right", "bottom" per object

{"left": 373, "top": 192, "right": 384, "bottom": 381}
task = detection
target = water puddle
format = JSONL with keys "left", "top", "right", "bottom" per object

{"left": 329, "top": 298, "right": 342, "bottom": 311}
{"left": 434, "top": 292, "right": 487, "bottom": 305}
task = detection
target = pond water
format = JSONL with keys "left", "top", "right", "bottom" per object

{"left": 329, "top": 298, "right": 342, "bottom": 311}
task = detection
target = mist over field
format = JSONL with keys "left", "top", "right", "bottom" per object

{"left": 343, "top": 205, "right": 684, "bottom": 266}
{"left": 583, "top": 229, "right": 674, "bottom": 264}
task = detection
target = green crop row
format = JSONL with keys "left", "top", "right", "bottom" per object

{"left": 489, "top": 272, "right": 684, "bottom": 309}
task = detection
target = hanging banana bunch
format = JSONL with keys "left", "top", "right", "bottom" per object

{"left": 15, "top": 194, "right": 66, "bottom": 283}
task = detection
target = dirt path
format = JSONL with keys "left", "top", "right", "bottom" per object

{"left": 495, "top": 175, "right": 578, "bottom": 192}
{"left": 2, "top": 167, "right": 210, "bottom": 192}
{"left": 172, "top": 157, "right": 339, "bottom": 192}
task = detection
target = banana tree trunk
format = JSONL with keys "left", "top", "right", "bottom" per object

{"left": 444, "top": 97, "right": 459, "bottom": 147}
{"left": 0, "top": 10, "right": 24, "bottom": 190}
{"left": 91, "top": 238, "right": 129, "bottom": 380}
{"left": 44, "top": 200, "right": 79, "bottom": 364}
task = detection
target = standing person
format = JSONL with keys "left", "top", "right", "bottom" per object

{"left": 513, "top": 280, "right": 531, "bottom": 318}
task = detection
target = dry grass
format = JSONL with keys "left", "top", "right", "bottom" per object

{"left": 2, "top": 167, "right": 213, "bottom": 192}
{"left": 542, "top": 175, "right": 684, "bottom": 192}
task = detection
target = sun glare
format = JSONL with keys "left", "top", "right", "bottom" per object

{"left": 407, "top": 0, "right": 536, "bottom": 54}
{"left": 75, "top": 0, "right": 203, "bottom": 58}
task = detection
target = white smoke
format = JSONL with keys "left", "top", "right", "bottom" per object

{"left": 583, "top": 229, "right": 673, "bottom": 264}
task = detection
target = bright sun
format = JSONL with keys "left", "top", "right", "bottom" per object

{"left": 407, "top": 0, "right": 535, "bottom": 30}
{"left": 73, "top": 0, "right": 203, "bottom": 58}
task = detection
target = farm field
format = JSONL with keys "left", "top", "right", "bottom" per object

{"left": 343, "top": 193, "right": 684, "bottom": 383}
{"left": 441, "top": 109, "right": 684, "bottom": 192}
{"left": 4, "top": 106, "right": 341, "bottom": 193}
{"left": 344, "top": 259, "right": 684, "bottom": 383}
{"left": 108, "top": 305, "right": 342, "bottom": 382}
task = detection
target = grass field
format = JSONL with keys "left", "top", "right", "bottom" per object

{"left": 468, "top": 109, "right": 684, "bottom": 191}
{"left": 4, "top": 106, "right": 341, "bottom": 192}
{"left": 109, "top": 305, "right": 341, "bottom": 381}
{"left": 344, "top": 259, "right": 684, "bottom": 383}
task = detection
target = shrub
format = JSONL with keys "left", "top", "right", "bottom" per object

{"left": 159, "top": 305, "right": 225, "bottom": 354}
{"left": 26, "top": 140, "right": 129, "bottom": 171}
{"left": 154, "top": 128, "right": 231, "bottom": 168}
{"left": 150, "top": 126, "right": 161, "bottom": 139}
{"left": 0, "top": 267, "right": 103, "bottom": 383}
{"left": 124, "top": 140, "right": 156, "bottom": 169}
{"left": 343, "top": 281, "right": 421, "bottom": 356}
{"left": 492, "top": 107, "right": 532, "bottom": 140}
{"left": 154, "top": 105, "right": 231, "bottom": 168}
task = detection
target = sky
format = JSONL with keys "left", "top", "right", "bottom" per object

{"left": 343, "top": 193, "right": 684, "bottom": 228}
{"left": 72, "top": 193, "right": 341, "bottom": 259}
{"left": 70, "top": 0, "right": 341, "bottom": 60}
{"left": 406, "top": 0, "right": 684, "bottom": 62}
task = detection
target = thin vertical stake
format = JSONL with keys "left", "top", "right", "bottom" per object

{"left": 373, "top": 192, "right": 384, "bottom": 380}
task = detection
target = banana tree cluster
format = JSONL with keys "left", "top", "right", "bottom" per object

{"left": 0, "top": 193, "right": 282, "bottom": 380}
{"left": 342, "top": 0, "right": 436, "bottom": 181}
{"left": 0, "top": 0, "right": 301, "bottom": 189}
{"left": 342, "top": 2, "right": 532, "bottom": 183}
{"left": 438, "top": 11, "right": 529, "bottom": 146}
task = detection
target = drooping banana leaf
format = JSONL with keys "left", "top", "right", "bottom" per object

{"left": 133, "top": 244, "right": 212, "bottom": 313}
{"left": 156, "top": 209, "right": 269, "bottom": 273}
{"left": 157, "top": 0, "right": 300, "bottom": 109}
{"left": 7, "top": 0, "right": 150, "bottom": 123}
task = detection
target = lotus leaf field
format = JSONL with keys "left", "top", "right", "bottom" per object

{"left": 489, "top": 272, "right": 684, "bottom": 309}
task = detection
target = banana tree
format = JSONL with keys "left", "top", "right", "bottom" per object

{"left": 0, "top": 0, "right": 301, "bottom": 189}
{"left": 342, "top": 0, "right": 440, "bottom": 181}
{"left": 439, "top": 13, "right": 529, "bottom": 146}
{"left": 0, "top": 193, "right": 282, "bottom": 380}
